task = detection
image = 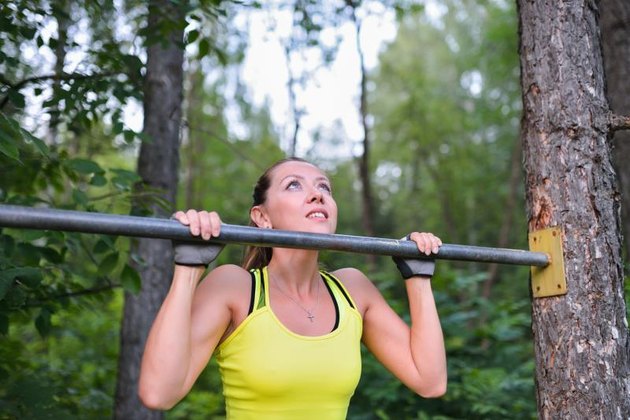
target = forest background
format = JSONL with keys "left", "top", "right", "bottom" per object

{"left": 0, "top": 0, "right": 627, "bottom": 419}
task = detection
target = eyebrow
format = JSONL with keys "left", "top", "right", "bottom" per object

{"left": 280, "top": 174, "right": 330, "bottom": 184}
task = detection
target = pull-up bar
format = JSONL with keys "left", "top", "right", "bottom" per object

{"left": 0, "top": 204, "right": 550, "bottom": 267}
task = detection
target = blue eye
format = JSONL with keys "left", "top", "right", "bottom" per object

{"left": 319, "top": 183, "right": 332, "bottom": 194}
{"left": 287, "top": 180, "right": 301, "bottom": 190}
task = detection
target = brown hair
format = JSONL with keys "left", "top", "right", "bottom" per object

{"left": 241, "top": 157, "right": 312, "bottom": 270}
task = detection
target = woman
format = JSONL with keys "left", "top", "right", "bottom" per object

{"left": 139, "top": 157, "right": 446, "bottom": 418}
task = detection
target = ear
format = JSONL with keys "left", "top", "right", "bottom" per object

{"left": 250, "top": 205, "right": 271, "bottom": 229}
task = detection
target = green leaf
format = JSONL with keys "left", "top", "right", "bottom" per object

{"left": 0, "top": 134, "right": 20, "bottom": 161}
{"left": 25, "top": 132, "right": 49, "bottom": 156}
{"left": 112, "top": 121, "right": 124, "bottom": 134}
{"left": 3, "top": 286, "right": 26, "bottom": 308}
{"left": 18, "top": 26, "right": 36, "bottom": 40}
{"left": 198, "top": 38, "right": 210, "bottom": 57}
{"left": 35, "top": 308, "right": 52, "bottom": 337}
{"left": 2, "top": 267, "right": 41, "bottom": 282}
{"left": 7, "top": 90, "right": 26, "bottom": 109}
{"left": 0, "top": 235, "right": 15, "bottom": 257}
{"left": 90, "top": 173, "right": 107, "bottom": 186}
{"left": 0, "top": 275, "right": 13, "bottom": 300}
{"left": 122, "top": 54, "right": 143, "bottom": 76}
{"left": 38, "top": 246, "right": 63, "bottom": 264}
{"left": 3, "top": 267, "right": 43, "bottom": 288}
{"left": 99, "top": 252, "right": 119, "bottom": 275}
{"left": 123, "top": 129, "right": 135, "bottom": 143}
{"left": 187, "top": 29, "right": 200, "bottom": 44}
{"left": 93, "top": 238, "right": 113, "bottom": 254}
{"left": 111, "top": 168, "right": 141, "bottom": 190}
{"left": 19, "top": 229, "right": 46, "bottom": 241}
{"left": 15, "top": 244, "right": 42, "bottom": 265}
{"left": 66, "top": 158, "right": 104, "bottom": 175}
{"left": 72, "top": 189, "right": 88, "bottom": 207}
{"left": 121, "top": 264, "right": 141, "bottom": 294}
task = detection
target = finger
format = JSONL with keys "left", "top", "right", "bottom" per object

{"left": 173, "top": 210, "right": 189, "bottom": 225}
{"left": 409, "top": 232, "right": 426, "bottom": 254}
{"left": 411, "top": 232, "right": 435, "bottom": 255}
{"left": 185, "top": 209, "right": 201, "bottom": 236}
{"left": 209, "top": 211, "right": 222, "bottom": 237}
{"left": 426, "top": 233, "right": 442, "bottom": 254}
{"left": 419, "top": 233, "right": 434, "bottom": 255}
{"left": 431, "top": 236, "right": 442, "bottom": 254}
{"left": 198, "top": 210, "right": 212, "bottom": 240}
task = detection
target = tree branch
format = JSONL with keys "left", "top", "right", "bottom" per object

{"left": 24, "top": 283, "right": 121, "bottom": 307}
{"left": 610, "top": 112, "right": 630, "bottom": 131}
{"left": 0, "top": 71, "right": 119, "bottom": 110}
{"left": 2, "top": 71, "right": 118, "bottom": 90}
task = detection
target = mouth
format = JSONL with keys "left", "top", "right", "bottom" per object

{"left": 306, "top": 210, "right": 328, "bottom": 220}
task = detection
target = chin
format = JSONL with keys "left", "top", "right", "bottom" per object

{"left": 287, "top": 221, "right": 335, "bottom": 234}
{"left": 308, "top": 222, "right": 336, "bottom": 234}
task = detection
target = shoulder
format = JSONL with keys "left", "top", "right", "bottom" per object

{"left": 330, "top": 267, "right": 383, "bottom": 316}
{"left": 196, "top": 264, "right": 252, "bottom": 298}
{"left": 193, "top": 264, "right": 254, "bottom": 329}
{"left": 330, "top": 267, "right": 370, "bottom": 287}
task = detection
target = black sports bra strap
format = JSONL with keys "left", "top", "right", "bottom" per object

{"left": 247, "top": 271, "right": 256, "bottom": 315}
{"left": 247, "top": 268, "right": 267, "bottom": 316}
{"left": 320, "top": 271, "right": 356, "bottom": 309}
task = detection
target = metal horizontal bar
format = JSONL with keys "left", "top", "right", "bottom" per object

{"left": 0, "top": 205, "right": 550, "bottom": 267}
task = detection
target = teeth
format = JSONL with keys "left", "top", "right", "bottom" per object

{"left": 309, "top": 212, "right": 325, "bottom": 218}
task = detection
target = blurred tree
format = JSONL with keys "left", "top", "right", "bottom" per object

{"left": 348, "top": 2, "right": 538, "bottom": 418}
{"left": 518, "top": 1, "right": 630, "bottom": 417}
{"left": 371, "top": 1, "right": 525, "bottom": 279}
{"left": 114, "top": 0, "right": 187, "bottom": 417}
{"left": 346, "top": 0, "right": 377, "bottom": 247}
{"left": 0, "top": 0, "right": 237, "bottom": 417}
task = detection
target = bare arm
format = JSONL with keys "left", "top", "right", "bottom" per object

{"left": 139, "top": 264, "right": 246, "bottom": 409}
{"left": 337, "top": 232, "right": 447, "bottom": 397}
{"left": 138, "top": 210, "right": 245, "bottom": 409}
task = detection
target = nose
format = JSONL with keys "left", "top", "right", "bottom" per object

{"left": 308, "top": 187, "right": 324, "bottom": 203}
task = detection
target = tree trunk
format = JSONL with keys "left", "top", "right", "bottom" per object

{"left": 517, "top": 1, "right": 630, "bottom": 418}
{"left": 348, "top": 5, "right": 376, "bottom": 236}
{"left": 49, "top": 0, "right": 69, "bottom": 146}
{"left": 114, "top": 1, "right": 186, "bottom": 418}
{"left": 601, "top": 0, "right": 630, "bottom": 254}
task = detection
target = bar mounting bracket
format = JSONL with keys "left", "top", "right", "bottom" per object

{"left": 528, "top": 227, "right": 567, "bottom": 298}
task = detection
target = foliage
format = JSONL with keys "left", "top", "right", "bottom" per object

{"left": 3, "top": 0, "right": 622, "bottom": 419}
{"left": 345, "top": 265, "right": 536, "bottom": 419}
{"left": 0, "top": 293, "right": 121, "bottom": 419}
{"left": 0, "top": 113, "right": 143, "bottom": 417}
{"left": 344, "top": 1, "right": 538, "bottom": 417}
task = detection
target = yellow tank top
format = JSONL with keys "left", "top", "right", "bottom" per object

{"left": 215, "top": 266, "right": 363, "bottom": 420}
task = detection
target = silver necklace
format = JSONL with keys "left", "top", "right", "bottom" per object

{"left": 270, "top": 271, "right": 321, "bottom": 322}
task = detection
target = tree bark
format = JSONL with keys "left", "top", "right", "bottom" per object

{"left": 601, "top": 0, "right": 630, "bottom": 254}
{"left": 114, "top": 1, "right": 185, "bottom": 418}
{"left": 517, "top": 1, "right": 630, "bottom": 418}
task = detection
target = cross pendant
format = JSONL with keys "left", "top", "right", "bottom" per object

{"left": 307, "top": 312, "right": 315, "bottom": 322}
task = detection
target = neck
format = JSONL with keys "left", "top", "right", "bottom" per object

{"left": 267, "top": 248, "right": 320, "bottom": 293}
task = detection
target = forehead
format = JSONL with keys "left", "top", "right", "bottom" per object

{"left": 270, "top": 161, "right": 329, "bottom": 183}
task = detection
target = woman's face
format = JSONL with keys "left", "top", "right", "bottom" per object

{"left": 253, "top": 160, "right": 338, "bottom": 234}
